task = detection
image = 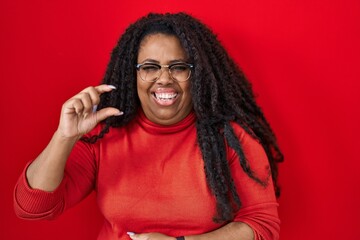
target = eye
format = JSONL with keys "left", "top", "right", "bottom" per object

{"left": 170, "top": 64, "right": 189, "bottom": 72}
{"left": 140, "top": 64, "right": 160, "bottom": 72}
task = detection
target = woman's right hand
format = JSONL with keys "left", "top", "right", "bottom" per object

{"left": 56, "top": 84, "right": 122, "bottom": 140}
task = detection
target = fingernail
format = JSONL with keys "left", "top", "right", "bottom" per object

{"left": 107, "top": 85, "right": 117, "bottom": 90}
{"left": 127, "top": 232, "right": 135, "bottom": 236}
{"left": 114, "top": 111, "right": 124, "bottom": 116}
{"left": 92, "top": 105, "right": 98, "bottom": 113}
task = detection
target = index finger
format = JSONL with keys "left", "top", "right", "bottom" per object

{"left": 94, "top": 84, "right": 117, "bottom": 94}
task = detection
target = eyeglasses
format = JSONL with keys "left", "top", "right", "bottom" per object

{"left": 136, "top": 62, "right": 194, "bottom": 82}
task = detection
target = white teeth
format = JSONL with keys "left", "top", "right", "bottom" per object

{"left": 155, "top": 93, "right": 177, "bottom": 100}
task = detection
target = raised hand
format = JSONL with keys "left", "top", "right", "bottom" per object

{"left": 25, "top": 84, "right": 123, "bottom": 191}
{"left": 57, "top": 84, "right": 122, "bottom": 140}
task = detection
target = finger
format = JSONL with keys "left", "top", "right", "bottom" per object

{"left": 84, "top": 87, "right": 101, "bottom": 107}
{"left": 79, "top": 85, "right": 115, "bottom": 116}
{"left": 76, "top": 92, "right": 94, "bottom": 118}
{"left": 68, "top": 98, "right": 84, "bottom": 115}
{"left": 127, "top": 232, "right": 136, "bottom": 239}
{"left": 94, "top": 84, "right": 117, "bottom": 95}
{"left": 127, "top": 232, "right": 148, "bottom": 240}
{"left": 77, "top": 85, "right": 116, "bottom": 110}
{"left": 95, "top": 107, "right": 123, "bottom": 123}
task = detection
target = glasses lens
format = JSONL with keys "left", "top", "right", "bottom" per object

{"left": 169, "top": 64, "right": 191, "bottom": 82}
{"left": 138, "top": 63, "right": 192, "bottom": 82}
{"left": 139, "top": 64, "right": 161, "bottom": 82}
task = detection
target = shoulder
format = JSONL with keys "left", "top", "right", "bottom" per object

{"left": 227, "top": 122, "right": 270, "bottom": 175}
{"left": 228, "top": 121, "right": 260, "bottom": 147}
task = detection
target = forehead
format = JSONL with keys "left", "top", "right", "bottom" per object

{"left": 137, "top": 33, "right": 187, "bottom": 62}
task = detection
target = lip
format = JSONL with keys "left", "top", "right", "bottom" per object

{"left": 151, "top": 88, "right": 179, "bottom": 106}
{"left": 153, "top": 87, "right": 177, "bottom": 93}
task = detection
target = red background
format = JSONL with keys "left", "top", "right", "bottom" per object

{"left": 1, "top": 0, "right": 359, "bottom": 239}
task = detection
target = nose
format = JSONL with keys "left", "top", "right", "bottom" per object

{"left": 156, "top": 67, "right": 174, "bottom": 85}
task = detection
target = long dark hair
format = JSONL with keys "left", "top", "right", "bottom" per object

{"left": 85, "top": 12, "right": 283, "bottom": 223}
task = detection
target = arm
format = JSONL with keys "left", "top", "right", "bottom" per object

{"left": 185, "top": 222, "right": 254, "bottom": 240}
{"left": 128, "top": 125, "right": 279, "bottom": 240}
{"left": 26, "top": 130, "right": 78, "bottom": 192}
{"left": 14, "top": 85, "right": 122, "bottom": 218}
{"left": 128, "top": 222, "right": 254, "bottom": 240}
{"left": 26, "top": 84, "right": 121, "bottom": 191}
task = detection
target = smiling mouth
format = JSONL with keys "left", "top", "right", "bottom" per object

{"left": 152, "top": 92, "right": 179, "bottom": 106}
{"left": 153, "top": 92, "right": 178, "bottom": 101}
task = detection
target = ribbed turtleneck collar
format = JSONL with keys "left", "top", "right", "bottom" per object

{"left": 136, "top": 109, "right": 196, "bottom": 134}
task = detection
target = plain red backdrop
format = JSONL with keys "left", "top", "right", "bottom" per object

{"left": 1, "top": 0, "right": 359, "bottom": 239}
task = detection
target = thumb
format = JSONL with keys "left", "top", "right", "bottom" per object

{"left": 127, "top": 232, "right": 148, "bottom": 240}
{"left": 95, "top": 107, "right": 123, "bottom": 123}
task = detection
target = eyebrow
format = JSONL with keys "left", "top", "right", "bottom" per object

{"left": 138, "top": 58, "right": 189, "bottom": 64}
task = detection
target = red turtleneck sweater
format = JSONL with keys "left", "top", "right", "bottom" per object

{"left": 14, "top": 111, "right": 280, "bottom": 239}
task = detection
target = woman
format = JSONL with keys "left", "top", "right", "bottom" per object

{"left": 14, "top": 13, "right": 283, "bottom": 240}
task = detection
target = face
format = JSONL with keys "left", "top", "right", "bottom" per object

{"left": 137, "top": 33, "right": 193, "bottom": 125}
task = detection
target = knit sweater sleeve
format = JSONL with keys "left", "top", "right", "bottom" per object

{"left": 228, "top": 124, "right": 281, "bottom": 240}
{"left": 13, "top": 138, "right": 98, "bottom": 220}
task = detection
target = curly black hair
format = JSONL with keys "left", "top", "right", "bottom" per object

{"left": 85, "top": 12, "right": 284, "bottom": 223}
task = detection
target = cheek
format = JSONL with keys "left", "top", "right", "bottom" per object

{"left": 136, "top": 78, "right": 147, "bottom": 94}
{"left": 136, "top": 78, "right": 153, "bottom": 105}
{"left": 181, "top": 83, "right": 192, "bottom": 103}
{"left": 136, "top": 81, "right": 145, "bottom": 103}
{"left": 181, "top": 82, "right": 191, "bottom": 95}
